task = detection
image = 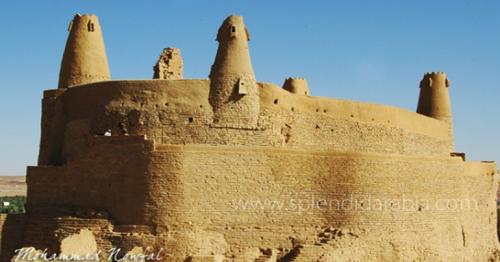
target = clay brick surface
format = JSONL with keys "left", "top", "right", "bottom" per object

{"left": 2, "top": 14, "right": 499, "bottom": 262}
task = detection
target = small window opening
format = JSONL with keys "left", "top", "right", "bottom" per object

{"left": 87, "top": 21, "right": 95, "bottom": 32}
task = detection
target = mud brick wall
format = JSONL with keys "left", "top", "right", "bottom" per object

{"left": 142, "top": 145, "right": 498, "bottom": 261}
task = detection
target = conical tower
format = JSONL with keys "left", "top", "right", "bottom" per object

{"left": 416, "top": 72, "right": 454, "bottom": 145}
{"left": 58, "top": 14, "right": 110, "bottom": 88}
{"left": 209, "top": 15, "right": 259, "bottom": 128}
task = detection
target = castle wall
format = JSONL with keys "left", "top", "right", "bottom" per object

{"left": 147, "top": 145, "right": 498, "bottom": 260}
{"left": 16, "top": 12, "right": 497, "bottom": 261}
{"left": 25, "top": 140, "right": 499, "bottom": 260}
{"left": 0, "top": 214, "right": 26, "bottom": 261}
{"left": 28, "top": 136, "right": 154, "bottom": 225}
{"left": 27, "top": 79, "right": 466, "bottom": 261}
{"left": 37, "top": 80, "right": 453, "bottom": 166}
{"left": 20, "top": 216, "right": 113, "bottom": 256}
{"left": 38, "top": 89, "right": 66, "bottom": 165}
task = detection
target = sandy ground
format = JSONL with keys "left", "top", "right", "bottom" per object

{"left": 0, "top": 176, "right": 26, "bottom": 196}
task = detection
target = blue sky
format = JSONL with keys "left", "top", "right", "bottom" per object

{"left": 0, "top": 1, "right": 499, "bottom": 174}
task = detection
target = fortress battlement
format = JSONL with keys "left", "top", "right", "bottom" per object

{"left": 1, "top": 14, "right": 498, "bottom": 262}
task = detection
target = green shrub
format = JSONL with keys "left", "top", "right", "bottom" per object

{"left": 0, "top": 196, "right": 26, "bottom": 214}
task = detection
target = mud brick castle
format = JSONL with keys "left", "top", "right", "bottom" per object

{"left": 0, "top": 13, "right": 499, "bottom": 261}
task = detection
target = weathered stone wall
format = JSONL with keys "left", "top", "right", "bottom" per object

{"left": 0, "top": 214, "right": 26, "bottom": 261}
{"left": 19, "top": 78, "right": 493, "bottom": 261}
{"left": 153, "top": 48, "right": 183, "bottom": 80}
{"left": 21, "top": 216, "right": 113, "bottom": 255}
{"left": 38, "top": 89, "right": 66, "bottom": 166}
{"left": 22, "top": 142, "right": 499, "bottom": 261}
{"left": 7, "top": 12, "right": 496, "bottom": 262}
{"left": 145, "top": 145, "right": 499, "bottom": 260}
{"left": 28, "top": 135, "right": 153, "bottom": 225}
{"left": 37, "top": 80, "right": 452, "bottom": 167}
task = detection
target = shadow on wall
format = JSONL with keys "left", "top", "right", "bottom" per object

{"left": 497, "top": 206, "right": 500, "bottom": 242}
{"left": 497, "top": 184, "right": 500, "bottom": 242}
{"left": 315, "top": 156, "right": 357, "bottom": 224}
{"left": 0, "top": 214, "right": 26, "bottom": 262}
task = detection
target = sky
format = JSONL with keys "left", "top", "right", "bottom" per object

{"left": 0, "top": 0, "right": 499, "bottom": 175}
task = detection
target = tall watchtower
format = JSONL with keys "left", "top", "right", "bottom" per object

{"left": 58, "top": 14, "right": 110, "bottom": 88}
{"left": 208, "top": 15, "right": 259, "bottom": 128}
{"left": 417, "top": 72, "right": 454, "bottom": 147}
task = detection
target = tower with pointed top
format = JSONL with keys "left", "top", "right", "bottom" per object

{"left": 208, "top": 15, "right": 259, "bottom": 128}
{"left": 58, "top": 14, "right": 110, "bottom": 88}
{"left": 417, "top": 72, "right": 454, "bottom": 147}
